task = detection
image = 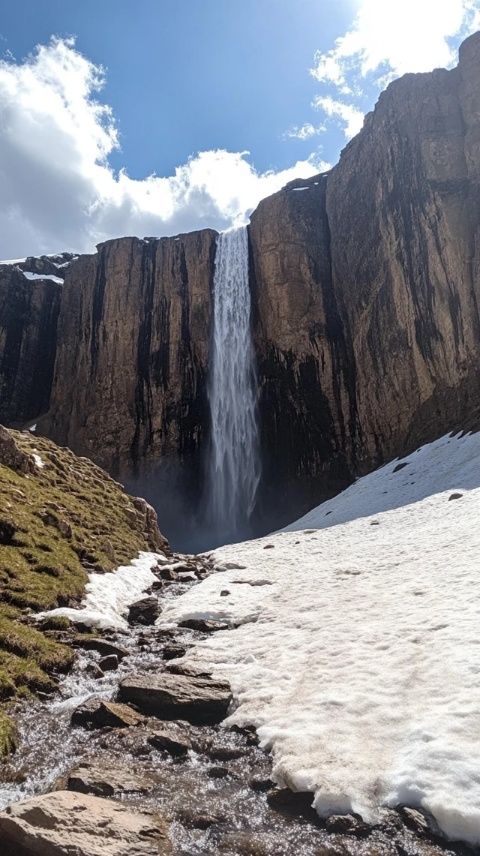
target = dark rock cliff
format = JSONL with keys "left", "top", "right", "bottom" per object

{"left": 1, "top": 34, "right": 480, "bottom": 538}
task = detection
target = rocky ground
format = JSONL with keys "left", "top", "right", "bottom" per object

{"left": 0, "top": 552, "right": 476, "bottom": 856}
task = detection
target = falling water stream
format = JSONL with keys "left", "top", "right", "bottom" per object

{"left": 207, "top": 226, "right": 260, "bottom": 545}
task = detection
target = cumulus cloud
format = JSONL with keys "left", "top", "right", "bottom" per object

{"left": 284, "top": 122, "right": 326, "bottom": 141}
{"left": 312, "top": 97, "right": 364, "bottom": 140}
{"left": 0, "top": 38, "right": 327, "bottom": 258}
{"left": 310, "top": 0, "right": 480, "bottom": 140}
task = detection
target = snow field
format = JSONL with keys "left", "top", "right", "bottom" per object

{"left": 160, "top": 431, "right": 480, "bottom": 844}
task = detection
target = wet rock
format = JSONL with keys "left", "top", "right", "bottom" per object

{"left": 399, "top": 806, "right": 432, "bottom": 835}
{"left": 162, "top": 643, "right": 187, "bottom": 661}
{"left": 266, "top": 788, "right": 319, "bottom": 823}
{"left": 67, "top": 761, "right": 156, "bottom": 797}
{"left": 0, "top": 790, "right": 171, "bottom": 855}
{"left": 73, "top": 637, "right": 129, "bottom": 660}
{"left": 118, "top": 672, "right": 232, "bottom": 724}
{"left": 207, "top": 744, "right": 246, "bottom": 761}
{"left": 176, "top": 808, "right": 225, "bottom": 829}
{"left": 249, "top": 776, "right": 275, "bottom": 792}
{"left": 208, "top": 765, "right": 230, "bottom": 779}
{"left": 99, "top": 654, "right": 119, "bottom": 671}
{"left": 159, "top": 566, "right": 178, "bottom": 581}
{"left": 71, "top": 698, "right": 145, "bottom": 729}
{"left": 325, "top": 814, "right": 369, "bottom": 836}
{"left": 85, "top": 662, "right": 104, "bottom": 680}
{"left": 128, "top": 596, "right": 161, "bottom": 626}
{"left": 178, "top": 618, "right": 229, "bottom": 632}
{"left": 147, "top": 722, "right": 192, "bottom": 757}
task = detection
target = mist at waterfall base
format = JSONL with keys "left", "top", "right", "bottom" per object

{"left": 127, "top": 227, "right": 261, "bottom": 554}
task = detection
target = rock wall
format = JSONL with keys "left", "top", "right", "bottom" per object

{"left": 0, "top": 266, "right": 62, "bottom": 425}
{"left": 42, "top": 232, "right": 217, "bottom": 476}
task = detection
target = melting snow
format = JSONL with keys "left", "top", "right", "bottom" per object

{"left": 21, "top": 271, "right": 63, "bottom": 285}
{"left": 38, "top": 551, "right": 165, "bottom": 630}
{"left": 160, "top": 431, "right": 480, "bottom": 845}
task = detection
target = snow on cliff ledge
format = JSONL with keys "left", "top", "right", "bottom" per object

{"left": 160, "top": 431, "right": 480, "bottom": 845}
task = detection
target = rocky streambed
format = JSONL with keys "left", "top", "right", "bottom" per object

{"left": 0, "top": 552, "right": 475, "bottom": 856}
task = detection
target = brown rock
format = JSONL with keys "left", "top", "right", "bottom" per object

{"left": 178, "top": 618, "right": 229, "bottom": 632}
{"left": 98, "top": 654, "right": 119, "bottom": 671}
{"left": 71, "top": 698, "right": 145, "bottom": 729}
{"left": 147, "top": 722, "right": 192, "bottom": 757}
{"left": 118, "top": 672, "right": 232, "bottom": 724}
{"left": 128, "top": 596, "right": 161, "bottom": 626}
{"left": 0, "top": 790, "right": 171, "bottom": 855}
{"left": 67, "top": 761, "right": 156, "bottom": 797}
{"left": 73, "top": 637, "right": 129, "bottom": 659}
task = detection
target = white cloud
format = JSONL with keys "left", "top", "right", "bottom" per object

{"left": 310, "top": 0, "right": 480, "bottom": 139}
{"left": 284, "top": 122, "right": 326, "bottom": 140}
{"left": 312, "top": 96, "right": 364, "bottom": 140}
{"left": 0, "top": 38, "right": 325, "bottom": 258}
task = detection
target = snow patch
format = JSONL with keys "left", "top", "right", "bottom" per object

{"left": 160, "top": 431, "right": 480, "bottom": 845}
{"left": 22, "top": 271, "right": 64, "bottom": 285}
{"left": 32, "top": 453, "right": 44, "bottom": 469}
{"left": 38, "top": 551, "right": 163, "bottom": 630}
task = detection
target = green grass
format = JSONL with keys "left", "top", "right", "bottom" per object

{"left": 0, "top": 429, "right": 156, "bottom": 751}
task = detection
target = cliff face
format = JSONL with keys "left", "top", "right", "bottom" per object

{"left": 2, "top": 35, "right": 480, "bottom": 537}
{"left": 43, "top": 232, "right": 217, "bottom": 475}
{"left": 0, "top": 264, "right": 63, "bottom": 425}
{"left": 247, "top": 31, "right": 480, "bottom": 522}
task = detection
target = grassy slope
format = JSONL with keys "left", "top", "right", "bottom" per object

{"left": 0, "top": 429, "right": 158, "bottom": 750}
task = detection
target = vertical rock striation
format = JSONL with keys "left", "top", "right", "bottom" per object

{"left": 43, "top": 231, "right": 217, "bottom": 475}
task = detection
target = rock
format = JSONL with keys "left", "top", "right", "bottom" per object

{"left": 178, "top": 618, "right": 229, "bottom": 633}
{"left": 392, "top": 461, "right": 409, "bottom": 473}
{"left": 71, "top": 698, "right": 145, "bottom": 729}
{"left": 325, "top": 814, "right": 368, "bottom": 836}
{"left": 73, "top": 637, "right": 129, "bottom": 660}
{"left": 159, "top": 566, "right": 178, "bottom": 581}
{"left": 249, "top": 776, "right": 275, "bottom": 792}
{"left": 147, "top": 723, "right": 192, "bottom": 757}
{"left": 99, "top": 654, "right": 119, "bottom": 671}
{"left": 162, "top": 644, "right": 187, "bottom": 660}
{"left": 177, "top": 808, "right": 224, "bottom": 829}
{"left": 266, "top": 788, "right": 319, "bottom": 823}
{"left": 85, "top": 663, "right": 104, "bottom": 680}
{"left": 0, "top": 790, "right": 171, "bottom": 855}
{"left": 399, "top": 806, "right": 432, "bottom": 835}
{"left": 208, "top": 765, "right": 229, "bottom": 779}
{"left": 128, "top": 596, "right": 161, "bottom": 626}
{"left": 448, "top": 492, "right": 463, "bottom": 501}
{"left": 118, "top": 672, "right": 232, "bottom": 725}
{"left": 67, "top": 761, "right": 156, "bottom": 797}
{"left": 0, "top": 426, "right": 35, "bottom": 475}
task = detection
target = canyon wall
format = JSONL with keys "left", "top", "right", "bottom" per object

{"left": 1, "top": 33, "right": 480, "bottom": 533}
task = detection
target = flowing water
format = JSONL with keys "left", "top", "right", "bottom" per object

{"left": 207, "top": 226, "right": 260, "bottom": 546}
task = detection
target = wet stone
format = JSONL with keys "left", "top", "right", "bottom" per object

{"left": 98, "top": 654, "right": 118, "bottom": 671}
{"left": 67, "top": 761, "right": 157, "bottom": 797}
{"left": 147, "top": 722, "right": 192, "bottom": 757}
{"left": 128, "top": 596, "right": 161, "bottom": 626}
{"left": 71, "top": 698, "right": 146, "bottom": 730}
{"left": 73, "top": 636, "right": 129, "bottom": 660}
{"left": 118, "top": 672, "right": 232, "bottom": 725}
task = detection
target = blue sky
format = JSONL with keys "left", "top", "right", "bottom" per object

{"left": 0, "top": 0, "right": 478, "bottom": 256}
{"left": 0, "top": 0, "right": 349, "bottom": 177}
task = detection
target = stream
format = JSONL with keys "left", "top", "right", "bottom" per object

{"left": 0, "top": 551, "right": 474, "bottom": 856}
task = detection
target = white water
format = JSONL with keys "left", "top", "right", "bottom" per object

{"left": 207, "top": 226, "right": 260, "bottom": 544}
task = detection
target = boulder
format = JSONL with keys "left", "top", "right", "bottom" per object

{"left": 67, "top": 761, "right": 156, "bottom": 797}
{"left": 0, "top": 790, "right": 171, "bottom": 856}
{"left": 128, "top": 597, "right": 161, "bottom": 626}
{"left": 71, "top": 698, "right": 145, "bottom": 729}
{"left": 118, "top": 672, "right": 232, "bottom": 725}
{"left": 147, "top": 722, "right": 192, "bottom": 757}
{"left": 73, "top": 637, "right": 129, "bottom": 660}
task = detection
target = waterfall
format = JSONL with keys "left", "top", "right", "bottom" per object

{"left": 207, "top": 226, "right": 260, "bottom": 544}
